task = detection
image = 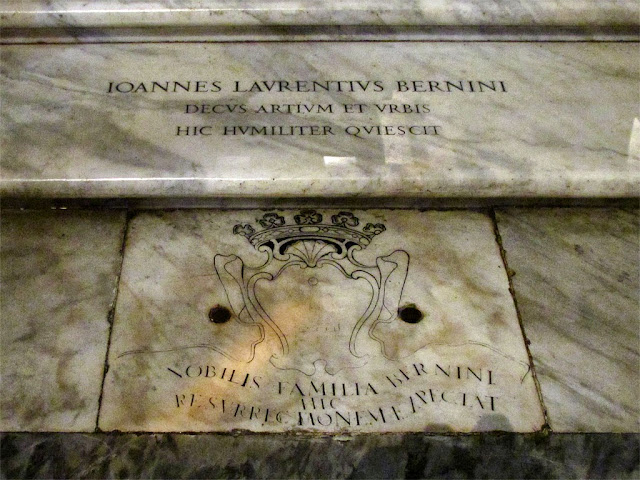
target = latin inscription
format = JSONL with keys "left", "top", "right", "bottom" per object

{"left": 100, "top": 210, "right": 544, "bottom": 433}
{"left": 168, "top": 361, "right": 500, "bottom": 430}
{"left": 106, "top": 79, "right": 508, "bottom": 140}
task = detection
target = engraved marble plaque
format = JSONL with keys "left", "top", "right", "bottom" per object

{"left": 100, "top": 210, "right": 544, "bottom": 433}
{"left": 1, "top": 42, "right": 638, "bottom": 200}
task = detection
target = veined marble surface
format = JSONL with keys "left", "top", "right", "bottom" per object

{"left": 0, "top": 210, "right": 127, "bottom": 432}
{"left": 3, "top": 0, "right": 637, "bottom": 27}
{"left": 496, "top": 208, "right": 639, "bottom": 432}
{"left": 100, "top": 209, "right": 544, "bottom": 433}
{"left": 1, "top": 42, "right": 638, "bottom": 203}
{"left": 2, "top": 433, "right": 639, "bottom": 479}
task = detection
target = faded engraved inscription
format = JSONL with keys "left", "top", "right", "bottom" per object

{"left": 114, "top": 210, "right": 531, "bottom": 432}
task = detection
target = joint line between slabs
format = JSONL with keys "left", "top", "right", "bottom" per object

{"left": 94, "top": 209, "right": 133, "bottom": 432}
{"left": 489, "top": 207, "right": 551, "bottom": 433}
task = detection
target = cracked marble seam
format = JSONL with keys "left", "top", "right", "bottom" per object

{"left": 0, "top": 210, "right": 127, "bottom": 432}
{"left": 496, "top": 208, "right": 640, "bottom": 432}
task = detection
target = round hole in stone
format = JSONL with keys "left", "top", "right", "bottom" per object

{"left": 398, "top": 305, "right": 424, "bottom": 324}
{"left": 209, "top": 305, "right": 232, "bottom": 324}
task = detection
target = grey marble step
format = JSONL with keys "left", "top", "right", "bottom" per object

{"left": 1, "top": 42, "right": 638, "bottom": 207}
{"left": 2, "top": 1, "right": 638, "bottom": 42}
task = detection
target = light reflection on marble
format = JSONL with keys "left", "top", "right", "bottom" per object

{"left": 496, "top": 208, "right": 640, "bottom": 432}
{"left": 1, "top": 1, "right": 637, "bottom": 39}
{"left": 99, "top": 209, "right": 543, "bottom": 433}
{"left": 1, "top": 43, "right": 638, "bottom": 201}
{"left": 629, "top": 118, "right": 640, "bottom": 163}
{"left": 0, "top": 210, "right": 127, "bottom": 431}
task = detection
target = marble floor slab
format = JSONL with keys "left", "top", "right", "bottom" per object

{"left": 99, "top": 209, "right": 544, "bottom": 433}
{"left": 1, "top": 43, "right": 638, "bottom": 203}
{"left": 0, "top": 210, "right": 127, "bottom": 431}
{"left": 496, "top": 208, "right": 639, "bottom": 432}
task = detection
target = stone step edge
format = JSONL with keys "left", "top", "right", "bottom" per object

{"left": 3, "top": 27, "right": 639, "bottom": 44}
{"left": 1, "top": 1, "right": 638, "bottom": 43}
{"left": 2, "top": 196, "right": 638, "bottom": 211}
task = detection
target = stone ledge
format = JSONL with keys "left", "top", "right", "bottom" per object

{"left": 1, "top": 432, "right": 638, "bottom": 479}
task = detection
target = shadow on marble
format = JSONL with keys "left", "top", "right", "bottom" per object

{"left": 1, "top": 432, "right": 638, "bottom": 479}
{"left": 496, "top": 208, "right": 639, "bottom": 432}
{"left": 0, "top": 210, "right": 127, "bottom": 431}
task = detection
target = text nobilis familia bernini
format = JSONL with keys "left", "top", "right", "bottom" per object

{"left": 106, "top": 79, "right": 508, "bottom": 94}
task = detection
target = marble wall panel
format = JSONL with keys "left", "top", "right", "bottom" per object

{"left": 0, "top": 210, "right": 126, "bottom": 431}
{"left": 496, "top": 208, "right": 639, "bottom": 432}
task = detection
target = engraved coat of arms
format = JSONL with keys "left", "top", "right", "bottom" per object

{"left": 213, "top": 210, "right": 410, "bottom": 375}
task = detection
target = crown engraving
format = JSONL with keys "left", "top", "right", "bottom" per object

{"left": 215, "top": 209, "right": 409, "bottom": 372}
{"left": 233, "top": 210, "right": 386, "bottom": 256}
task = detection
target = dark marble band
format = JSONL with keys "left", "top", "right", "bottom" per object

{"left": 2, "top": 432, "right": 638, "bottom": 479}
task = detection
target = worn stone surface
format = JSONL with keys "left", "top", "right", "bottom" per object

{"left": 99, "top": 209, "right": 542, "bottom": 433}
{"left": 0, "top": 210, "right": 126, "bottom": 431}
{"left": 496, "top": 208, "right": 640, "bottom": 432}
